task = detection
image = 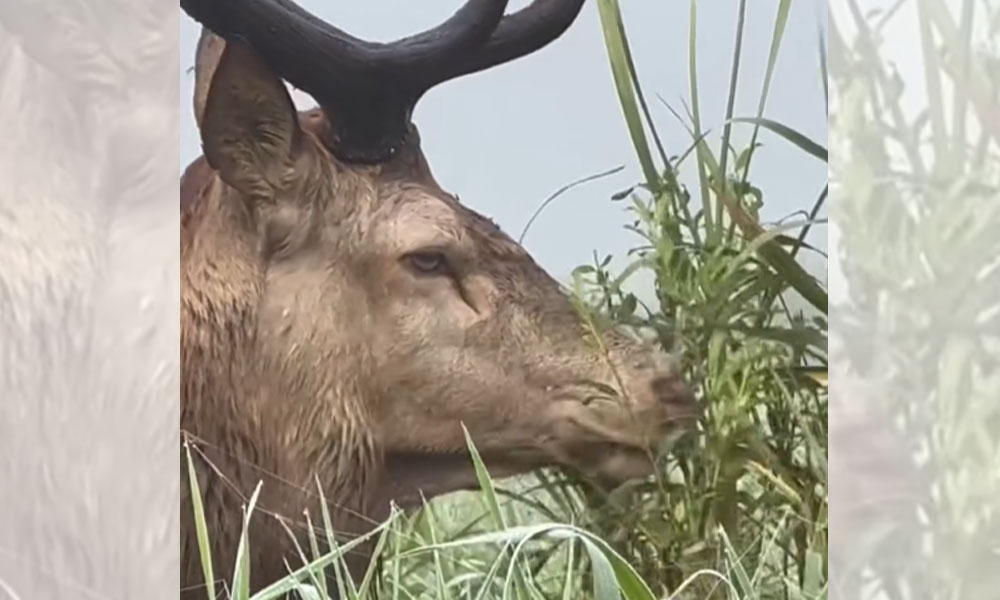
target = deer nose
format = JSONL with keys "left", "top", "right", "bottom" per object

{"left": 650, "top": 375, "right": 701, "bottom": 424}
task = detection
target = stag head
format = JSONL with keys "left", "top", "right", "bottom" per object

{"left": 181, "top": 0, "right": 699, "bottom": 585}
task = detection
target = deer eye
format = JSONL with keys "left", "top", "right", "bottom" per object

{"left": 404, "top": 251, "right": 448, "bottom": 275}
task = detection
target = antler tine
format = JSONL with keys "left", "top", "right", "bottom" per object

{"left": 181, "top": 0, "right": 510, "bottom": 71}
{"left": 181, "top": 0, "right": 369, "bottom": 75}
{"left": 261, "top": 0, "right": 510, "bottom": 70}
{"left": 418, "top": 0, "right": 588, "bottom": 89}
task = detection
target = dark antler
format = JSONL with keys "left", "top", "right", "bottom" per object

{"left": 180, "top": 0, "right": 587, "bottom": 164}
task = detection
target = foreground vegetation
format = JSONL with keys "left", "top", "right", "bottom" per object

{"left": 184, "top": 0, "right": 830, "bottom": 598}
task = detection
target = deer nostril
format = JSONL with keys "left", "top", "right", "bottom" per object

{"left": 651, "top": 375, "right": 688, "bottom": 401}
{"left": 650, "top": 376, "right": 700, "bottom": 417}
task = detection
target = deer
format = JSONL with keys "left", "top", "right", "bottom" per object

{"left": 179, "top": 0, "right": 701, "bottom": 596}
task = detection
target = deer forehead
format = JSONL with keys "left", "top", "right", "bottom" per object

{"left": 373, "top": 190, "right": 469, "bottom": 251}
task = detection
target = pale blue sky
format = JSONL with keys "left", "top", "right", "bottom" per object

{"left": 179, "top": 1, "right": 828, "bottom": 289}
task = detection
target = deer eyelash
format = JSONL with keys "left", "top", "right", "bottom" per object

{"left": 403, "top": 251, "right": 449, "bottom": 276}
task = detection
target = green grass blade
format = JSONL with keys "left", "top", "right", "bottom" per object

{"left": 717, "top": 526, "right": 755, "bottom": 600}
{"left": 183, "top": 439, "right": 217, "bottom": 600}
{"left": 726, "top": 117, "right": 828, "bottom": 162}
{"left": 518, "top": 166, "right": 625, "bottom": 244}
{"left": 739, "top": 0, "right": 792, "bottom": 183}
{"left": 421, "top": 497, "right": 453, "bottom": 600}
{"left": 462, "top": 424, "right": 505, "bottom": 529}
{"left": 688, "top": 0, "right": 714, "bottom": 234}
{"left": 274, "top": 515, "right": 327, "bottom": 597}
{"left": 404, "top": 524, "right": 658, "bottom": 600}
{"left": 460, "top": 424, "right": 536, "bottom": 600}
{"left": 717, "top": 0, "right": 748, "bottom": 181}
{"left": 317, "top": 480, "right": 355, "bottom": 600}
{"left": 357, "top": 507, "right": 398, "bottom": 596}
{"left": 596, "top": 0, "right": 660, "bottom": 191}
{"left": 791, "top": 184, "right": 828, "bottom": 261}
{"left": 579, "top": 538, "right": 620, "bottom": 600}
{"left": 472, "top": 549, "right": 510, "bottom": 600}
{"left": 612, "top": 2, "right": 670, "bottom": 173}
{"left": 251, "top": 518, "right": 397, "bottom": 599}
{"left": 232, "top": 481, "right": 263, "bottom": 600}
{"left": 560, "top": 539, "right": 578, "bottom": 600}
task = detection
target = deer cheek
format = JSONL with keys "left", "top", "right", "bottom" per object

{"left": 455, "top": 274, "right": 494, "bottom": 322}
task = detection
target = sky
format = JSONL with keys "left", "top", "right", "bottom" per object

{"left": 179, "top": 0, "right": 828, "bottom": 298}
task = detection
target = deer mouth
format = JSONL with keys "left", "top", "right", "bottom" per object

{"left": 549, "top": 401, "right": 699, "bottom": 486}
{"left": 554, "top": 439, "right": 659, "bottom": 486}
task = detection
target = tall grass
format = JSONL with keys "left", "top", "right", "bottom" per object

{"left": 183, "top": 1, "right": 829, "bottom": 598}
{"left": 551, "top": 1, "right": 828, "bottom": 597}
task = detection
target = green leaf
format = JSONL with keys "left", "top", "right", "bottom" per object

{"left": 717, "top": 187, "right": 829, "bottom": 314}
{"left": 611, "top": 186, "right": 635, "bottom": 201}
{"left": 727, "top": 116, "right": 828, "bottom": 162}
{"left": 618, "top": 293, "right": 637, "bottom": 319}
{"left": 802, "top": 549, "right": 826, "bottom": 598}
{"left": 735, "top": 143, "right": 763, "bottom": 172}
{"left": 580, "top": 538, "right": 620, "bottom": 600}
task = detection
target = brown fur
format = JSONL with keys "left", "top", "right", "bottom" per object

{"left": 180, "top": 34, "right": 699, "bottom": 598}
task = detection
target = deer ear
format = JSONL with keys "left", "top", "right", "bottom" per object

{"left": 200, "top": 39, "right": 301, "bottom": 196}
{"left": 193, "top": 27, "right": 226, "bottom": 129}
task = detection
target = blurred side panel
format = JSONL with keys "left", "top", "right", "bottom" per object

{"left": 0, "top": 2, "right": 179, "bottom": 599}
{"left": 829, "top": 0, "right": 1000, "bottom": 598}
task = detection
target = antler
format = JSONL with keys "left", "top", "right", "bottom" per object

{"left": 180, "top": 0, "right": 586, "bottom": 164}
